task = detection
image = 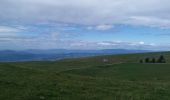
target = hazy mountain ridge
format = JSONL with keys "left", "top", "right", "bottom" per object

{"left": 0, "top": 49, "right": 152, "bottom": 62}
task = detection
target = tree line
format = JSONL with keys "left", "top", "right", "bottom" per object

{"left": 140, "top": 55, "right": 166, "bottom": 63}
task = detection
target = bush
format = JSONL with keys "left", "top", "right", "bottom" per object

{"left": 140, "top": 55, "right": 166, "bottom": 64}
{"left": 151, "top": 58, "right": 156, "bottom": 63}
{"left": 145, "top": 57, "right": 150, "bottom": 63}
{"left": 139, "top": 59, "right": 143, "bottom": 63}
{"left": 157, "top": 55, "right": 166, "bottom": 63}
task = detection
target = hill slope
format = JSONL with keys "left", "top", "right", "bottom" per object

{"left": 0, "top": 52, "right": 170, "bottom": 100}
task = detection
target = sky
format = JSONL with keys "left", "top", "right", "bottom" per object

{"left": 0, "top": 0, "right": 170, "bottom": 50}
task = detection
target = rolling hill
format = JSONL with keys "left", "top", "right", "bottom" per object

{"left": 0, "top": 51, "right": 170, "bottom": 100}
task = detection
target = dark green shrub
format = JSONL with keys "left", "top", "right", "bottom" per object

{"left": 157, "top": 55, "right": 166, "bottom": 63}
{"left": 145, "top": 57, "right": 150, "bottom": 63}
{"left": 139, "top": 59, "right": 143, "bottom": 63}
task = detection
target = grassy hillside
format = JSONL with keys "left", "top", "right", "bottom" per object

{"left": 0, "top": 52, "right": 170, "bottom": 100}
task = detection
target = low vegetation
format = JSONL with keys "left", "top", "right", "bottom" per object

{"left": 140, "top": 55, "right": 166, "bottom": 63}
{"left": 0, "top": 52, "right": 170, "bottom": 100}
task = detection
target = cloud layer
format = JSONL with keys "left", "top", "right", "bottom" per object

{"left": 1, "top": 0, "right": 170, "bottom": 27}
{"left": 0, "top": 0, "right": 170, "bottom": 50}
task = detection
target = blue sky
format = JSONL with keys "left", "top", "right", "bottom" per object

{"left": 0, "top": 0, "right": 170, "bottom": 50}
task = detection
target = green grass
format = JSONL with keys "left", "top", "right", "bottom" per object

{"left": 0, "top": 52, "right": 170, "bottom": 100}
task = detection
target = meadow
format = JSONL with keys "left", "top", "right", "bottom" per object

{"left": 0, "top": 52, "right": 170, "bottom": 100}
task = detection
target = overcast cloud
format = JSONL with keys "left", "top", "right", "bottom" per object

{"left": 0, "top": 0, "right": 170, "bottom": 27}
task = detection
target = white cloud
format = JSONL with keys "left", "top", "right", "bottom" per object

{"left": 96, "top": 25, "right": 113, "bottom": 31}
{"left": 0, "top": 25, "right": 27, "bottom": 40}
{"left": 1, "top": 0, "right": 170, "bottom": 28}
{"left": 87, "top": 24, "right": 114, "bottom": 31}
{"left": 97, "top": 42, "right": 112, "bottom": 46}
{"left": 87, "top": 24, "right": 113, "bottom": 31}
{"left": 69, "top": 40, "right": 161, "bottom": 50}
{"left": 0, "top": 26, "right": 20, "bottom": 33}
{"left": 139, "top": 41, "right": 145, "bottom": 45}
{"left": 125, "top": 16, "right": 170, "bottom": 28}
{"left": 0, "top": 33, "right": 169, "bottom": 50}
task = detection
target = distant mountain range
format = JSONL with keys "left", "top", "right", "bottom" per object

{"left": 0, "top": 49, "right": 152, "bottom": 62}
